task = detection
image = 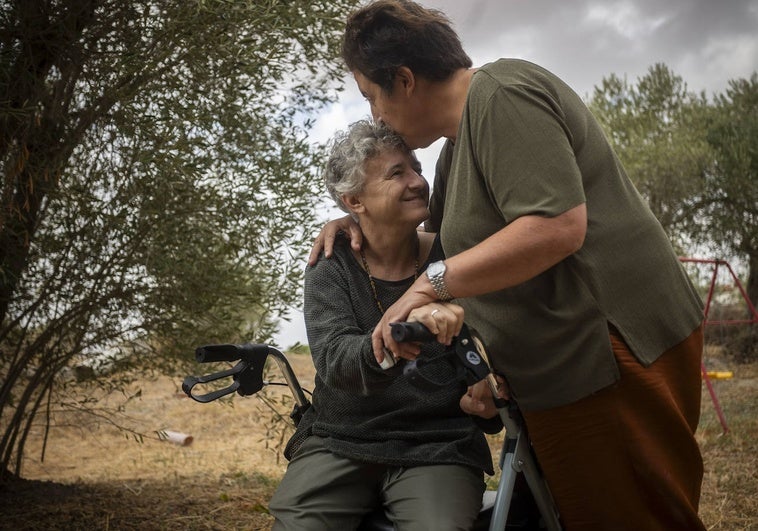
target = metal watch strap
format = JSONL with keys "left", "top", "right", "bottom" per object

{"left": 427, "top": 261, "right": 453, "bottom": 301}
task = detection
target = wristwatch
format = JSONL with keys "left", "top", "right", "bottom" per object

{"left": 426, "top": 260, "right": 453, "bottom": 301}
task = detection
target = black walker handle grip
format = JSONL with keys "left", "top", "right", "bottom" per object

{"left": 390, "top": 321, "right": 436, "bottom": 343}
{"left": 391, "top": 321, "right": 497, "bottom": 388}
{"left": 195, "top": 343, "right": 270, "bottom": 363}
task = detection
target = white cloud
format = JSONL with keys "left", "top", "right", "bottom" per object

{"left": 687, "top": 34, "right": 758, "bottom": 96}
{"left": 310, "top": 78, "right": 368, "bottom": 144}
{"left": 585, "top": 1, "right": 669, "bottom": 41}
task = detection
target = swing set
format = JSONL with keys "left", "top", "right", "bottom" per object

{"left": 679, "top": 258, "right": 758, "bottom": 434}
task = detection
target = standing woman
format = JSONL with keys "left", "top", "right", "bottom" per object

{"left": 314, "top": 1, "right": 707, "bottom": 529}
{"left": 269, "top": 120, "right": 494, "bottom": 531}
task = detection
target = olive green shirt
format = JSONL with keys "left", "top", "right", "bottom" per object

{"left": 432, "top": 59, "right": 704, "bottom": 411}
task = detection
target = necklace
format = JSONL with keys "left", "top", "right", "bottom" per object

{"left": 360, "top": 238, "right": 420, "bottom": 314}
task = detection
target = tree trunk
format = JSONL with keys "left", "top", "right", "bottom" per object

{"left": 747, "top": 252, "right": 758, "bottom": 317}
{"left": 0, "top": 0, "right": 97, "bottom": 327}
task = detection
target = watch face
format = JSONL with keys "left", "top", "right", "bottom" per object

{"left": 428, "top": 261, "right": 445, "bottom": 277}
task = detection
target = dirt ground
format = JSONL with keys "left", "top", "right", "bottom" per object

{"left": 1, "top": 347, "right": 757, "bottom": 530}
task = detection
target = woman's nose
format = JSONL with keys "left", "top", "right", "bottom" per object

{"left": 410, "top": 173, "right": 429, "bottom": 193}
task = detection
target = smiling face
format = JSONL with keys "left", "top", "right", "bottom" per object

{"left": 344, "top": 147, "right": 430, "bottom": 230}
{"left": 354, "top": 70, "right": 439, "bottom": 150}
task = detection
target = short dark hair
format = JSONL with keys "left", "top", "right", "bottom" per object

{"left": 342, "top": 0, "right": 472, "bottom": 93}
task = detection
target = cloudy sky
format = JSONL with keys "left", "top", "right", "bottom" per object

{"left": 274, "top": 0, "right": 758, "bottom": 348}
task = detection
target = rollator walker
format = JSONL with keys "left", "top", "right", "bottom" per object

{"left": 183, "top": 322, "right": 563, "bottom": 530}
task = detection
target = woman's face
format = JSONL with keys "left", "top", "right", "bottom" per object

{"left": 350, "top": 147, "right": 430, "bottom": 228}
{"left": 353, "top": 70, "right": 437, "bottom": 150}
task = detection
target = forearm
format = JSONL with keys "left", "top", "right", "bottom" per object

{"left": 373, "top": 204, "right": 586, "bottom": 361}
{"left": 309, "top": 328, "right": 399, "bottom": 392}
{"left": 441, "top": 204, "right": 586, "bottom": 299}
{"left": 305, "top": 260, "right": 400, "bottom": 393}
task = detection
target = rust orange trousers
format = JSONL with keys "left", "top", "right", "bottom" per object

{"left": 522, "top": 325, "right": 706, "bottom": 531}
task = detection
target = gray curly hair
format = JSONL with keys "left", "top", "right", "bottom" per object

{"left": 324, "top": 119, "right": 420, "bottom": 218}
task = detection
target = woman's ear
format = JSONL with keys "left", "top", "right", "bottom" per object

{"left": 342, "top": 193, "right": 364, "bottom": 216}
{"left": 395, "top": 66, "right": 416, "bottom": 96}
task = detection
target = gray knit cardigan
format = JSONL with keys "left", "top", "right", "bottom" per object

{"left": 284, "top": 236, "right": 493, "bottom": 475}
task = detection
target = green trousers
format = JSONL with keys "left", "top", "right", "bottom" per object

{"left": 269, "top": 436, "right": 485, "bottom": 531}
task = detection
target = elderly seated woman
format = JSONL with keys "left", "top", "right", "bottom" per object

{"left": 268, "top": 120, "right": 495, "bottom": 530}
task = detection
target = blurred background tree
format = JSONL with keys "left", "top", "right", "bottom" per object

{"left": 590, "top": 66, "right": 757, "bottom": 360}
{"left": 701, "top": 74, "right": 758, "bottom": 309}
{"left": 588, "top": 63, "right": 713, "bottom": 246}
{"left": 0, "top": 0, "right": 359, "bottom": 478}
{"left": 698, "top": 75, "right": 758, "bottom": 360}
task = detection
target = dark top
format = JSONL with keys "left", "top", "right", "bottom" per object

{"left": 284, "top": 235, "right": 493, "bottom": 474}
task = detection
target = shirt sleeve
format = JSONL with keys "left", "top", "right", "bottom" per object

{"left": 303, "top": 253, "right": 402, "bottom": 395}
{"left": 471, "top": 81, "right": 587, "bottom": 222}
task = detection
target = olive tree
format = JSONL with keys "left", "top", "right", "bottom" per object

{"left": 703, "top": 74, "right": 758, "bottom": 306}
{"left": 589, "top": 65, "right": 757, "bottom": 360}
{"left": 0, "top": 0, "right": 359, "bottom": 478}
{"left": 588, "top": 63, "right": 712, "bottom": 247}
{"left": 700, "top": 74, "right": 758, "bottom": 359}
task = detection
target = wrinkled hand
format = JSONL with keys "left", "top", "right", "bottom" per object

{"left": 407, "top": 302, "right": 464, "bottom": 347}
{"left": 371, "top": 275, "right": 437, "bottom": 365}
{"left": 459, "top": 376, "right": 509, "bottom": 419}
{"left": 308, "top": 215, "right": 363, "bottom": 266}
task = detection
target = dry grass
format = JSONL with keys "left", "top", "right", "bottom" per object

{"left": 1, "top": 347, "right": 756, "bottom": 530}
{"left": 696, "top": 348, "right": 758, "bottom": 530}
